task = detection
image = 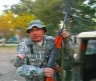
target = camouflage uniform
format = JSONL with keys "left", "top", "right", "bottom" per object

{"left": 13, "top": 20, "right": 74, "bottom": 81}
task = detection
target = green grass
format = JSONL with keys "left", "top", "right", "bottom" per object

{"left": 0, "top": 46, "right": 17, "bottom": 48}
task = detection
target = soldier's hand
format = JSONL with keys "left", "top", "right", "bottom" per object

{"left": 61, "top": 29, "right": 69, "bottom": 41}
{"left": 43, "top": 68, "right": 54, "bottom": 77}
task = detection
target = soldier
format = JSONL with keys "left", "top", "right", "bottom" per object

{"left": 13, "top": 20, "right": 74, "bottom": 81}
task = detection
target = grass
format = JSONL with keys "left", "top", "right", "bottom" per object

{"left": 0, "top": 46, "right": 17, "bottom": 49}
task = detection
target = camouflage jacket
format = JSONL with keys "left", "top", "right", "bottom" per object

{"left": 13, "top": 35, "right": 74, "bottom": 81}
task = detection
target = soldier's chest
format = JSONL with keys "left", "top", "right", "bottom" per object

{"left": 27, "top": 44, "right": 51, "bottom": 67}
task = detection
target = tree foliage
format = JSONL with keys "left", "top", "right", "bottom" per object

{"left": 4, "top": 0, "right": 33, "bottom": 15}
{"left": 60, "top": 0, "right": 96, "bottom": 34}
{"left": 0, "top": 12, "right": 36, "bottom": 39}
{"left": 0, "top": 12, "right": 15, "bottom": 38}
{"left": 14, "top": 13, "right": 35, "bottom": 30}
{"left": 32, "top": 0, "right": 63, "bottom": 36}
{"left": 13, "top": 13, "right": 36, "bottom": 37}
{"left": 1, "top": 0, "right": 96, "bottom": 36}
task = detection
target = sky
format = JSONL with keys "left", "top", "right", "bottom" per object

{"left": 0, "top": 0, "right": 20, "bottom": 14}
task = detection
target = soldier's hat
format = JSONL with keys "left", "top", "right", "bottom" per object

{"left": 26, "top": 20, "right": 47, "bottom": 33}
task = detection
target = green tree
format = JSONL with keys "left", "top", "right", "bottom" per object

{"left": 32, "top": 0, "right": 63, "bottom": 36}
{"left": 7, "top": 0, "right": 63, "bottom": 36}
{"left": 0, "top": 12, "right": 15, "bottom": 39}
{"left": 13, "top": 13, "right": 36, "bottom": 37}
{"left": 75, "top": 0, "right": 95, "bottom": 33}
{"left": 3, "top": 0, "right": 96, "bottom": 35}
{"left": 4, "top": 0, "right": 33, "bottom": 15}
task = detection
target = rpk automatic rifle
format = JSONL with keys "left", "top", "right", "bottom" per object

{"left": 46, "top": 9, "right": 70, "bottom": 81}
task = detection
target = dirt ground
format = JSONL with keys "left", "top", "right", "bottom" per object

{"left": 0, "top": 46, "right": 25, "bottom": 81}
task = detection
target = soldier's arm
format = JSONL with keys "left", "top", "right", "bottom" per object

{"left": 13, "top": 41, "right": 43, "bottom": 78}
{"left": 63, "top": 38, "right": 75, "bottom": 56}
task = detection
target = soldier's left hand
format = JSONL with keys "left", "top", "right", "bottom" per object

{"left": 61, "top": 29, "right": 69, "bottom": 41}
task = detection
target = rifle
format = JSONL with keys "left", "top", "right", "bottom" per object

{"left": 54, "top": 9, "right": 70, "bottom": 49}
{"left": 46, "top": 9, "right": 70, "bottom": 81}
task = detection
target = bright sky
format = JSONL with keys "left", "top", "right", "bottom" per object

{"left": 0, "top": 0, "right": 20, "bottom": 14}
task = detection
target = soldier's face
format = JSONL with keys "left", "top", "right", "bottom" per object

{"left": 30, "top": 27, "right": 44, "bottom": 42}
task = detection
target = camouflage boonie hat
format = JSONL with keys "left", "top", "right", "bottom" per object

{"left": 26, "top": 20, "right": 47, "bottom": 33}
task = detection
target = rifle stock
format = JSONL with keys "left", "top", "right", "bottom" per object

{"left": 46, "top": 77, "right": 54, "bottom": 81}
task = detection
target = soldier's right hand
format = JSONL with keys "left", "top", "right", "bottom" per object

{"left": 43, "top": 68, "right": 54, "bottom": 77}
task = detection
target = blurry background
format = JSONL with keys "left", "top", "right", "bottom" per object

{"left": 0, "top": 0, "right": 96, "bottom": 81}
{"left": 0, "top": 0, "right": 95, "bottom": 44}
